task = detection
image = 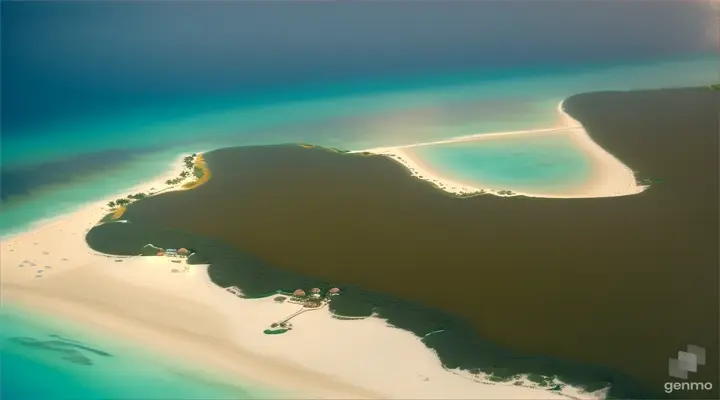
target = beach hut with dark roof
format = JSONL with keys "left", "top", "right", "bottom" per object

{"left": 293, "top": 289, "right": 306, "bottom": 297}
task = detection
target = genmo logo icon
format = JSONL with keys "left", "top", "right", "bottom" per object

{"left": 669, "top": 344, "right": 706, "bottom": 379}
{"left": 664, "top": 344, "right": 713, "bottom": 394}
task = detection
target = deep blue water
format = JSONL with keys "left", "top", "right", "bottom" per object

{"left": 3, "top": 1, "right": 715, "bottom": 135}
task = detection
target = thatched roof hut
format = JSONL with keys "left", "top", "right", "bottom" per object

{"left": 157, "top": 251, "right": 165, "bottom": 256}
{"left": 311, "top": 288, "right": 321, "bottom": 294}
{"left": 178, "top": 248, "right": 189, "bottom": 255}
{"left": 328, "top": 287, "right": 340, "bottom": 294}
{"left": 293, "top": 289, "right": 306, "bottom": 297}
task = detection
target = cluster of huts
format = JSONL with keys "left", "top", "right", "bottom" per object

{"left": 156, "top": 248, "right": 190, "bottom": 257}
{"left": 263, "top": 288, "right": 343, "bottom": 334}
{"left": 292, "top": 287, "right": 340, "bottom": 299}
{"left": 285, "top": 287, "right": 341, "bottom": 308}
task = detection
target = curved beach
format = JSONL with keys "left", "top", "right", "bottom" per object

{"left": 1, "top": 132, "right": 592, "bottom": 399}
{"left": 0, "top": 99, "right": 635, "bottom": 399}
{"left": 3, "top": 1, "right": 718, "bottom": 397}
{"left": 79, "top": 87, "right": 718, "bottom": 399}
{"left": 351, "top": 101, "right": 646, "bottom": 198}
{"left": 1, "top": 196, "right": 581, "bottom": 399}
{"left": 3, "top": 87, "right": 718, "bottom": 400}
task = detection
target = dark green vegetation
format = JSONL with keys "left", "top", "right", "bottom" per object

{"left": 164, "top": 154, "right": 198, "bottom": 186}
{"left": 183, "top": 154, "right": 197, "bottom": 169}
{"left": 193, "top": 166, "right": 205, "bottom": 179}
{"left": 103, "top": 154, "right": 200, "bottom": 213}
{"left": 106, "top": 192, "right": 148, "bottom": 212}
{"left": 263, "top": 328, "right": 289, "bottom": 335}
{"left": 709, "top": 83, "right": 720, "bottom": 91}
{"left": 87, "top": 88, "right": 718, "bottom": 399}
{"left": 165, "top": 177, "right": 183, "bottom": 186}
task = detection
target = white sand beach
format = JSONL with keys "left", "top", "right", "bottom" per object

{"left": 350, "top": 101, "right": 647, "bottom": 199}
{"left": 0, "top": 153, "right": 608, "bottom": 399}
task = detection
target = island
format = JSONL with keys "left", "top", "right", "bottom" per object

{"left": 84, "top": 87, "right": 719, "bottom": 399}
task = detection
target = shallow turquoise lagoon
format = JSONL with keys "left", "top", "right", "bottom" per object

{"left": 0, "top": 304, "right": 279, "bottom": 400}
{"left": 410, "top": 130, "right": 592, "bottom": 194}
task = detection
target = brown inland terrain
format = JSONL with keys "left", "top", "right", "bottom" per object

{"left": 110, "top": 87, "right": 719, "bottom": 397}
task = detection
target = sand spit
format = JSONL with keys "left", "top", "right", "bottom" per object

{"left": 5, "top": 88, "right": 717, "bottom": 400}
{"left": 0, "top": 98, "right": 638, "bottom": 399}
{"left": 0, "top": 161, "right": 605, "bottom": 399}
{"left": 0, "top": 208, "right": 603, "bottom": 399}
{"left": 349, "top": 101, "right": 647, "bottom": 199}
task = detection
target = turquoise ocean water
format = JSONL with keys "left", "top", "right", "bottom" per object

{"left": 1, "top": 57, "right": 717, "bottom": 399}
{"left": 0, "top": 304, "right": 279, "bottom": 399}
{"left": 2, "top": 57, "right": 717, "bottom": 237}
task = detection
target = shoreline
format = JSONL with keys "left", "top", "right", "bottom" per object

{"left": 1, "top": 151, "right": 210, "bottom": 242}
{"left": 76, "top": 87, "right": 717, "bottom": 398}
{"left": 348, "top": 100, "right": 647, "bottom": 199}
{"left": 2, "top": 268, "right": 378, "bottom": 399}
{"left": 0, "top": 152, "right": 195, "bottom": 242}
{"left": 3, "top": 89, "right": 699, "bottom": 399}
{"left": 0, "top": 213, "right": 590, "bottom": 399}
{"left": 0, "top": 102, "right": 619, "bottom": 398}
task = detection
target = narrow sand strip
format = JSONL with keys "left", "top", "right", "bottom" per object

{"left": 0, "top": 100, "right": 621, "bottom": 398}
{"left": 0, "top": 158, "right": 606, "bottom": 399}
{"left": 1, "top": 225, "right": 604, "bottom": 399}
{"left": 349, "top": 101, "right": 647, "bottom": 199}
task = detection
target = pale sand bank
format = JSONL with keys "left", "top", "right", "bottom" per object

{"left": 350, "top": 101, "right": 647, "bottom": 199}
{"left": 0, "top": 170, "right": 606, "bottom": 399}
{"left": 0, "top": 112, "right": 617, "bottom": 398}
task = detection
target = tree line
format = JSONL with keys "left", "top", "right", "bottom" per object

{"left": 106, "top": 153, "right": 198, "bottom": 209}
